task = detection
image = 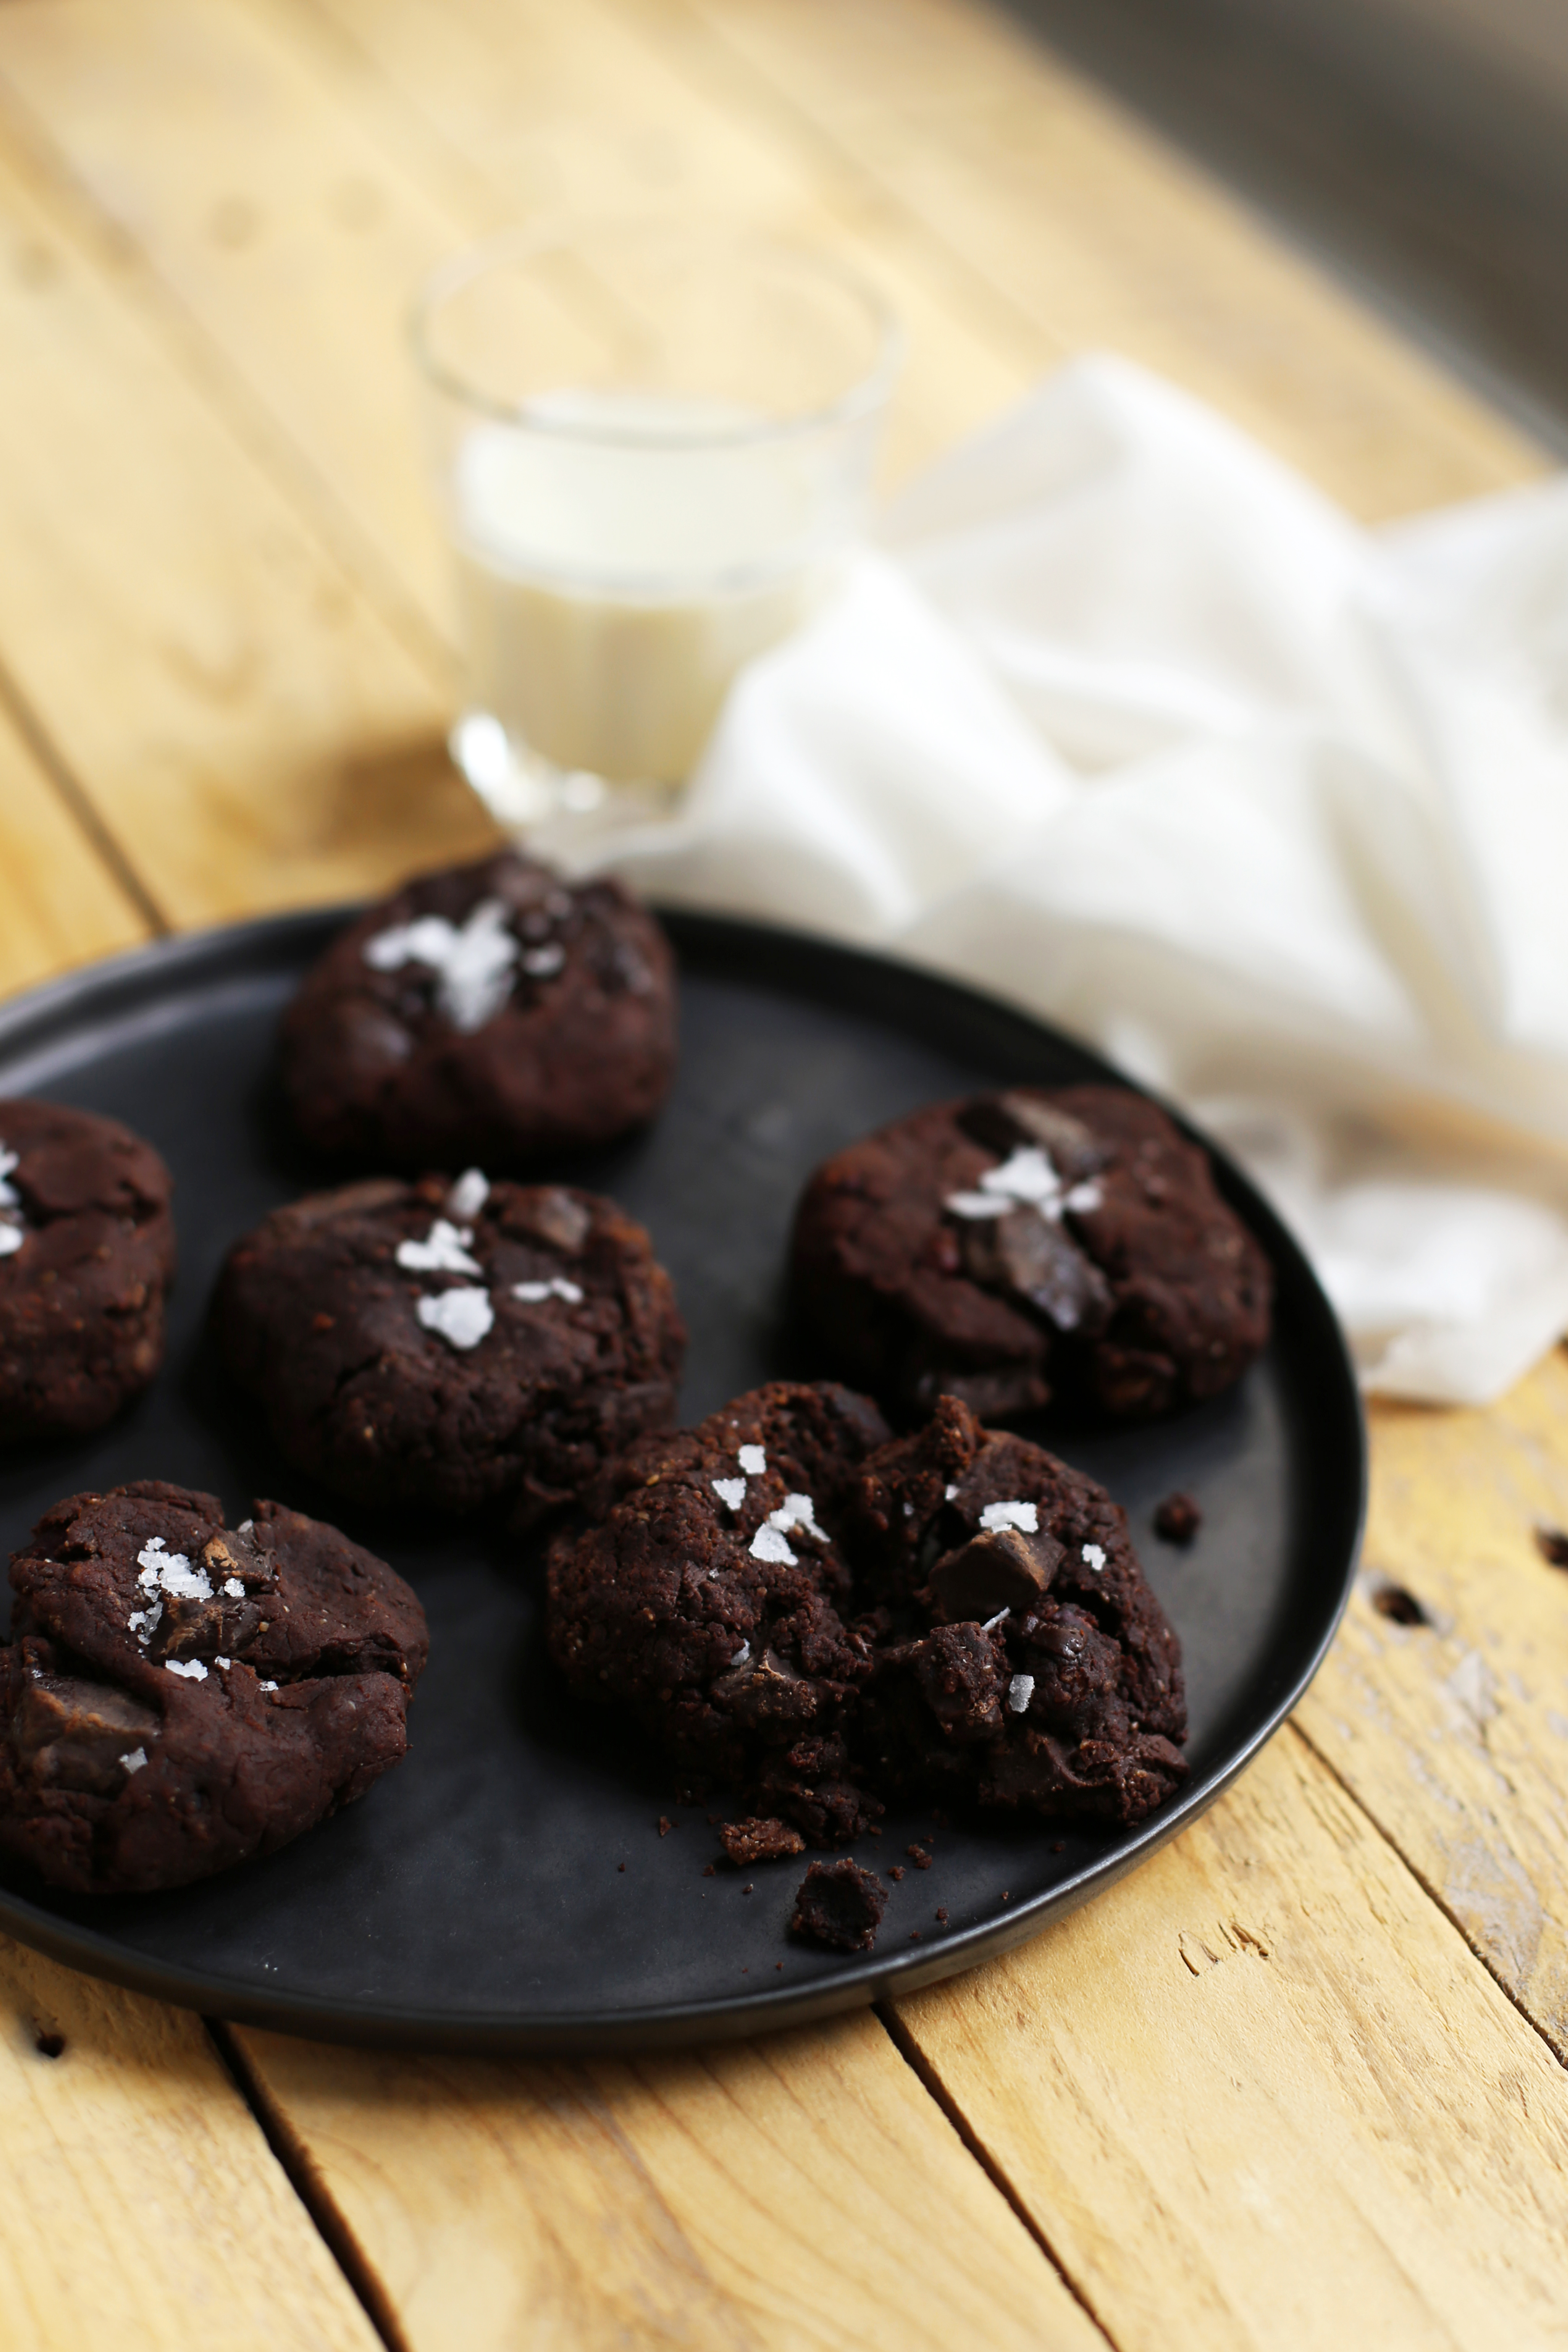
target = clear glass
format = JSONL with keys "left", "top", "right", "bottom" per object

{"left": 412, "top": 222, "right": 903, "bottom": 825}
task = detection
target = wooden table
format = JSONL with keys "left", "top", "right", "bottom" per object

{"left": 1, "top": 2, "right": 1567, "bottom": 2344}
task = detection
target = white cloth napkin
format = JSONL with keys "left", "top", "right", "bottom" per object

{"left": 543, "top": 356, "right": 1568, "bottom": 1403}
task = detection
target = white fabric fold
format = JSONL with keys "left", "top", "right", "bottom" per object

{"left": 538, "top": 355, "right": 1568, "bottom": 1404}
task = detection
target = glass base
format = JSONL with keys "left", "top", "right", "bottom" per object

{"left": 450, "top": 713, "right": 680, "bottom": 839}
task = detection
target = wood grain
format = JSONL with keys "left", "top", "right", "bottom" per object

{"left": 0, "top": 108, "right": 496, "bottom": 934}
{"left": 230, "top": 2009, "right": 1107, "bottom": 2352}
{"left": 892, "top": 1725, "right": 1568, "bottom": 2352}
{"left": 0, "top": 705, "right": 149, "bottom": 992}
{"left": 0, "top": 1932, "right": 380, "bottom": 2352}
{"left": 626, "top": 0, "right": 1546, "bottom": 518}
{"left": 1295, "top": 1360, "right": 1568, "bottom": 2061}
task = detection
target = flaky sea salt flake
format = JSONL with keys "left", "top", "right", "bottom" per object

{"left": 1008, "top": 1674, "right": 1035, "bottom": 1714}
{"left": 0, "top": 1223, "right": 22, "bottom": 1258}
{"left": 398, "top": 1218, "right": 482, "bottom": 1276}
{"left": 223, "top": 1578, "right": 244, "bottom": 1599}
{"left": 120, "top": 1747, "right": 147, "bottom": 1774}
{"left": 737, "top": 1444, "right": 766, "bottom": 1476}
{"left": 711, "top": 1477, "right": 746, "bottom": 1512}
{"left": 416, "top": 1286, "right": 494, "bottom": 1350}
{"left": 165, "top": 1660, "right": 208, "bottom": 1681}
{"left": 749, "top": 1524, "right": 796, "bottom": 1567}
{"left": 980, "top": 1500, "right": 1038, "bottom": 1535}
{"left": 981, "top": 1608, "right": 1011, "bottom": 1633}
{"left": 944, "top": 1189, "right": 1011, "bottom": 1220}
{"left": 447, "top": 1167, "right": 490, "bottom": 1221}
{"left": 1081, "top": 1543, "right": 1106, "bottom": 1572}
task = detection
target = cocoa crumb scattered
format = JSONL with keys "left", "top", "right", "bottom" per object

{"left": 616, "top": 1862, "right": 625, "bottom": 1872}
{"left": 742, "top": 1883, "right": 754, "bottom": 1896}
{"left": 657, "top": 1816, "right": 673, "bottom": 1835}
{"left": 717, "top": 1816, "right": 805, "bottom": 1868}
{"left": 935, "top": 1908, "right": 948, "bottom": 1923}
{"left": 889, "top": 1865, "right": 905, "bottom": 1882}
{"left": 1372, "top": 1582, "right": 1430, "bottom": 1626}
{"left": 1535, "top": 1525, "right": 1568, "bottom": 1568}
{"left": 701, "top": 1863, "right": 716, "bottom": 1877}
{"left": 1154, "top": 1491, "right": 1202, "bottom": 1545}
{"left": 910, "top": 1931, "right": 921, "bottom": 1942}
{"left": 907, "top": 1844, "right": 932, "bottom": 1870}
{"left": 790, "top": 1858, "right": 887, "bottom": 1952}
{"left": 1050, "top": 1840, "right": 1066, "bottom": 1853}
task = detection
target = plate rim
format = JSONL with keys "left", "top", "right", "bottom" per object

{"left": 0, "top": 905, "right": 1366, "bottom": 2050}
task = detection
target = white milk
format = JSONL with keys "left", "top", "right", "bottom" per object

{"left": 451, "top": 396, "right": 840, "bottom": 785}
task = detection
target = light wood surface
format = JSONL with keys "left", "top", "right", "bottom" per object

{"left": 0, "top": 1936, "right": 380, "bottom": 2352}
{"left": 0, "top": 0, "right": 1565, "bottom": 2346}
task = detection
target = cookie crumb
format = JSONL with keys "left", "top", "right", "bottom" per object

{"left": 889, "top": 1865, "right": 905, "bottom": 1882}
{"left": 701, "top": 1863, "right": 716, "bottom": 1877}
{"left": 717, "top": 1816, "right": 805, "bottom": 1868}
{"left": 616, "top": 1861, "right": 625, "bottom": 1872}
{"left": 1535, "top": 1525, "right": 1568, "bottom": 1568}
{"left": 935, "top": 1907, "right": 948, "bottom": 1923}
{"left": 1154, "top": 1491, "right": 1202, "bottom": 1545}
{"left": 907, "top": 1843, "right": 932, "bottom": 1870}
{"left": 1372, "top": 1582, "right": 1430, "bottom": 1626}
{"left": 789, "top": 1858, "right": 887, "bottom": 1952}
{"left": 657, "top": 1816, "right": 673, "bottom": 1836}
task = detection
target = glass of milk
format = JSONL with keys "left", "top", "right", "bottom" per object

{"left": 413, "top": 223, "right": 902, "bottom": 824}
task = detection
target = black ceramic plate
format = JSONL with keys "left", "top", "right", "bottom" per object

{"left": 0, "top": 911, "right": 1362, "bottom": 2051}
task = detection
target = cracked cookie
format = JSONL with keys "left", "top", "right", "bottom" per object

{"left": 548, "top": 1382, "right": 892, "bottom": 1843}
{"left": 279, "top": 850, "right": 677, "bottom": 1168}
{"left": 790, "top": 1083, "right": 1271, "bottom": 1421}
{"left": 0, "top": 1478, "right": 427, "bottom": 1893}
{"left": 213, "top": 1169, "right": 686, "bottom": 1521}
{"left": 548, "top": 1380, "right": 1187, "bottom": 1849}
{"left": 0, "top": 1098, "right": 175, "bottom": 1442}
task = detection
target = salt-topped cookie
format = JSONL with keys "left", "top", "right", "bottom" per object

{"left": 0, "top": 1479, "right": 427, "bottom": 1893}
{"left": 278, "top": 851, "right": 677, "bottom": 1169}
{"left": 0, "top": 1098, "right": 175, "bottom": 1442}
{"left": 790, "top": 1084, "right": 1271, "bottom": 1421}
{"left": 548, "top": 1381, "right": 1188, "bottom": 1850}
{"left": 213, "top": 1170, "right": 686, "bottom": 1521}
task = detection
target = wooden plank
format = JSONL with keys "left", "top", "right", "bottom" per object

{"left": 1293, "top": 1358, "right": 1568, "bottom": 2063}
{"left": 229, "top": 2008, "right": 1107, "bottom": 2352}
{"left": 0, "top": 1932, "right": 381, "bottom": 2352}
{"left": 608, "top": 0, "right": 1547, "bottom": 517}
{"left": 891, "top": 1725, "right": 1568, "bottom": 2352}
{"left": 0, "top": 703, "right": 150, "bottom": 994}
{"left": 0, "top": 0, "right": 1031, "bottom": 677}
{"left": 0, "top": 113, "right": 496, "bottom": 934}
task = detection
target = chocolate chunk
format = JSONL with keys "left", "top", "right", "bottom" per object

{"left": 929, "top": 1525, "right": 1065, "bottom": 1620}
{"left": 10, "top": 1671, "right": 159, "bottom": 1796}
{"left": 960, "top": 1092, "right": 1112, "bottom": 1181}
{"left": 789, "top": 1858, "right": 887, "bottom": 1952}
{"left": 711, "top": 1648, "right": 821, "bottom": 1727}
{"left": 717, "top": 1816, "right": 806, "bottom": 1866}
{"left": 511, "top": 1186, "right": 592, "bottom": 1254}
{"left": 960, "top": 1205, "right": 1115, "bottom": 1335}
{"left": 909, "top": 1623, "right": 1004, "bottom": 1742}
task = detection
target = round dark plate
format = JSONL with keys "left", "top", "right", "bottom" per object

{"left": 0, "top": 910, "right": 1363, "bottom": 2050}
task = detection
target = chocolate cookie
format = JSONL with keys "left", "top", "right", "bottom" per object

{"left": 548, "top": 1379, "right": 1186, "bottom": 1845}
{"left": 790, "top": 1084, "right": 1272, "bottom": 1421}
{"left": 0, "top": 1098, "right": 175, "bottom": 1442}
{"left": 214, "top": 1169, "right": 686, "bottom": 1521}
{"left": 0, "top": 1479, "right": 427, "bottom": 1893}
{"left": 548, "top": 1382, "right": 893, "bottom": 1843}
{"left": 279, "top": 851, "right": 677, "bottom": 1168}
{"left": 847, "top": 1396, "right": 1188, "bottom": 1827}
